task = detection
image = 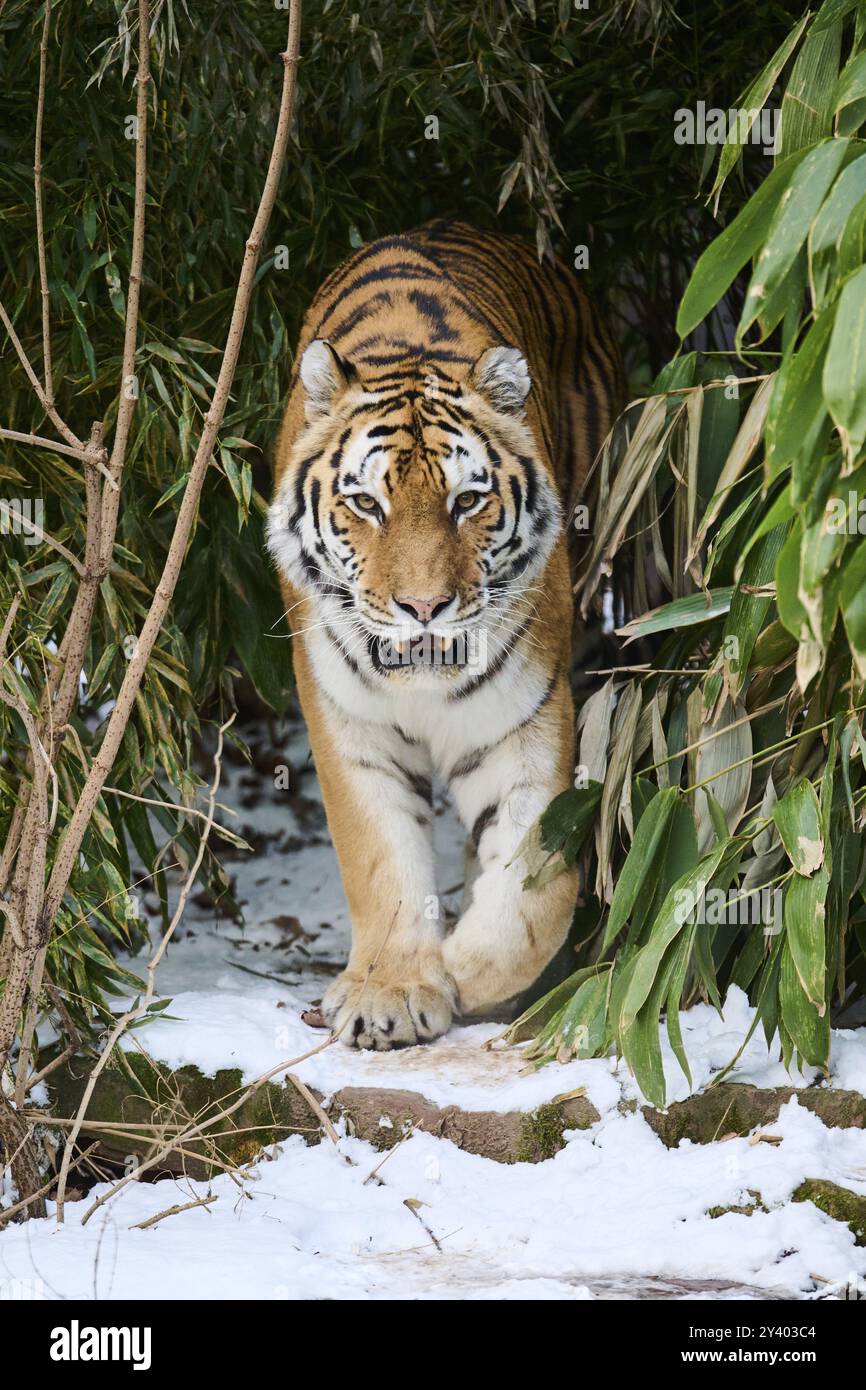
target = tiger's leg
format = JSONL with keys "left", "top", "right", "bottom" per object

{"left": 293, "top": 644, "right": 454, "bottom": 1049}
{"left": 442, "top": 671, "right": 578, "bottom": 1015}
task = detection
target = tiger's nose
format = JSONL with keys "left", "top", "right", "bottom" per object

{"left": 394, "top": 594, "right": 453, "bottom": 624}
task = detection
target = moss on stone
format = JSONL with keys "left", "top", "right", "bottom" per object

{"left": 707, "top": 1191, "right": 765, "bottom": 1219}
{"left": 793, "top": 1179, "right": 866, "bottom": 1246}
{"left": 643, "top": 1084, "right": 866, "bottom": 1148}
{"left": 516, "top": 1103, "right": 567, "bottom": 1163}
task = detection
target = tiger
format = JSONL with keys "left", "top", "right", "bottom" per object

{"left": 268, "top": 219, "right": 622, "bottom": 1049}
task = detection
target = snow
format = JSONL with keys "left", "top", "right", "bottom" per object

{"left": 113, "top": 978, "right": 859, "bottom": 1118}
{"left": 3, "top": 713, "right": 866, "bottom": 1301}
{"left": 1, "top": 1092, "right": 865, "bottom": 1301}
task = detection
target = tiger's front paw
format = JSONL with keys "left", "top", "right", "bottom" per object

{"left": 443, "top": 920, "right": 527, "bottom": 1017}
{"left": 321, "top": 967, "right": 454, "bottom": 1050}
{"left": 442, "top": 934, "right": 500, "bottom": 1016}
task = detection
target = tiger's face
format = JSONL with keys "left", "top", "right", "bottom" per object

{"left": 268, "top": 339, "right": 562, "bottom": 683}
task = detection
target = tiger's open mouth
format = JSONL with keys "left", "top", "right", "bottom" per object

{"left": 366, "top": 631, "right": 479, "bottom": 673}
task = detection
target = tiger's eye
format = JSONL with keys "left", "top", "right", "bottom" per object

{"left": 354, "top": 493, "right": 377, "bottom": 510}
{"left": 455, "top": 491, "right": 477, "bottom": 510}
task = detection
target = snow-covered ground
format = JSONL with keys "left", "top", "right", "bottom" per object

{"left": 2, "top": 712, "right": 866, "bottom": 1301}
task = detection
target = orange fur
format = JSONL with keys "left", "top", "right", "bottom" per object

{"left": 269, "top": 221, "right": 622, "bottom": 1047}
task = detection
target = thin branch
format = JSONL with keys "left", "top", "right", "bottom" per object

{"left": 98, "top": 0, "right": 152, "bottom": 567}
{"left": 285, "top": 1072, "right": 340, "bottom": 1146}
{"left": 61, "top": 718, "right": 239, "bottom": 831}
{"left": 0, "top": 500, "right": 86, "bottom": 576}
{"left": 0, "top": 300, "right": 82, "bottom": 451}
{"left": 0, "top": 1144, "right": 99, "bottom": 1229}
{"left": 21, "top": 1040, "right": 78, "bottom": 1095}
{"left": 80, "top": 1029, "right": 337, "bottom": 1227}
{"left": 53, "top": 714, "right": 232, "bottom": 1221}
{"left": 81, "top": 907, "right": 401, "bottom": 1229}
{"left": 0, "top": 594, "right": 20, "bottom": 661}
{"left": 129, "top": 1194, "right": 217, "bottom": 1230}
{"left": 43, "top": 0, "right": 303, "bottom": 932}
{"left": 0, "top": 427, "right": 108, "bottom": 470}
{"left": 34, "top": 0, "right": 54, "bottom": 405}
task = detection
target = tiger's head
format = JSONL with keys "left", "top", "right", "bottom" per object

{"left": 268, "top": 340, "right": 563, "bottom": 685}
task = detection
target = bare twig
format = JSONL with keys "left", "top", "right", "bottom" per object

{"left": 98, "top": 0, "right": 152, "bottom": 567}
{"left": 34, "top": 0, "right": 53, "bottom": 405}
{"left": 21, "top": 1040, "right": 78, "bottom": 1095}
{"left": 0, "top": 1143, "right": 99, "bottom": 1229}
{"left": 129, "top": 1193, "right": 217, "bottom": 1230}
{"left": 42, "top": 0, "right": 302, "bottom": 933}
{"left": 0, "top": 428, "right": 115, "bottom": 478}
{"left": 53, "top": 713, "right": 233, "bottom": 1221}
{"left": 0, "top": 300, "right": 82, "bottom": 451}
{"left": 285, "top": 1072, "right": 340, "bottom": 1146}
{"left": 80, "top": 905, "right": 401, "bottom": 1228}
{"left": 80, "top": 1028, "right": 336, "bottom": 1226}
{"left": 0, "top": 500, "right": 85, "bottom": 576}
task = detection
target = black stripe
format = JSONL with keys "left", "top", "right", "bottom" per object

{"left": 402, "top": 768, "right": 433, "bottom": 803}
{"left": 471, "top": 803, "right": 498, "bottom": 849}
{"left": 449, "top": 745, "right": 492, "bottom": 781}
{"left": 449, "top": 615, "right": 533, "bottom": 701}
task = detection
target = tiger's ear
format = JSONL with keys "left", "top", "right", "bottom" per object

{"left": 470, "top": 346, "right": 531, "bottom": 415}
{"left": 299, "top": 340, "right": 356, "bottom": 418}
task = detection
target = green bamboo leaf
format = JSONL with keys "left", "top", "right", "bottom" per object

{"left": 812, "top": 0, "right": 860, "bottom": 32}
{"left": 83, "top": 193, "right": 97, "bottom": 247}
{"left": 711, "top": 525, "right": 788, "bottom": 705}
{"left": 499, "top": 968, "right": 599, "bottom": 1047}
{"left": 152, "top": 471, "right": 190, "bottom": 512}
{"left": 840, "top": 536, "right": 866, "bottom": 676}
{"left": 711, "top": 15, "right": 811, "bottom": 197}
{"left": 755, "top": 246, "right": 807, "bottom": 345}
{"left": 771, "top": 778, "right": 824, "bottom": 876}
{"left": 734, "top": 485, "right": 795, "bottom": 579}
{"left": 677, "top": 151, "right": 810, "bottom": 337}
{"left": 765, "top": 308, "right": 834, "bottom": 483}
{"left": 602, "top": 787, "right": 679, "bottom": 951}
{"left": 59, "top": 281, "right": 97, "bottom": 381}
{"left": 784, "top": 867, "right": 829, "bottom": 1009}
{"left": 797, "top": 468, "right": 866, "bottom": 642}
{"left": 809, "top": 152, "right": 866, "bottom": 307}
{"left": 775, "top": 519, "right": 809, "bottom": 641}
{"left": 739, "top": 140, "right": 850, "bottom": 347}
{"left": 779, "top": 937, "right": 830, "bottom": 1069}
{"left": 688, "top": 375, "right": 776, "bottom": 566}
{"left": 86, "top": 641, "right": 119, "bottom": 698}
{"left": 665, "top": 924, "right": 696, "bottom": 1086}
{"left": 823, "top": 262, "right": 866, "bottom": 468}
{"left": 622, "top": 932, "right": 691, "bottom": 1107}
{"left": 777, "top": 20, "right": 841, "bottom": 157}
{"left": 546, "top": 973, "right": 610, "bottom": 1063}
{"left": 621, "top": 842, "right": 729, "bottom": 1030}
{"left": 832, "top": 48, "right": 866, "bottom": 118}
{"left": 615, "top": 588, "right": 734, "bottom": 642}
{"left": 537, "top": 786, "right": 599, "bottom": 854}
{"left": 837, "top": 190, "right": 866, "bottom": 279}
